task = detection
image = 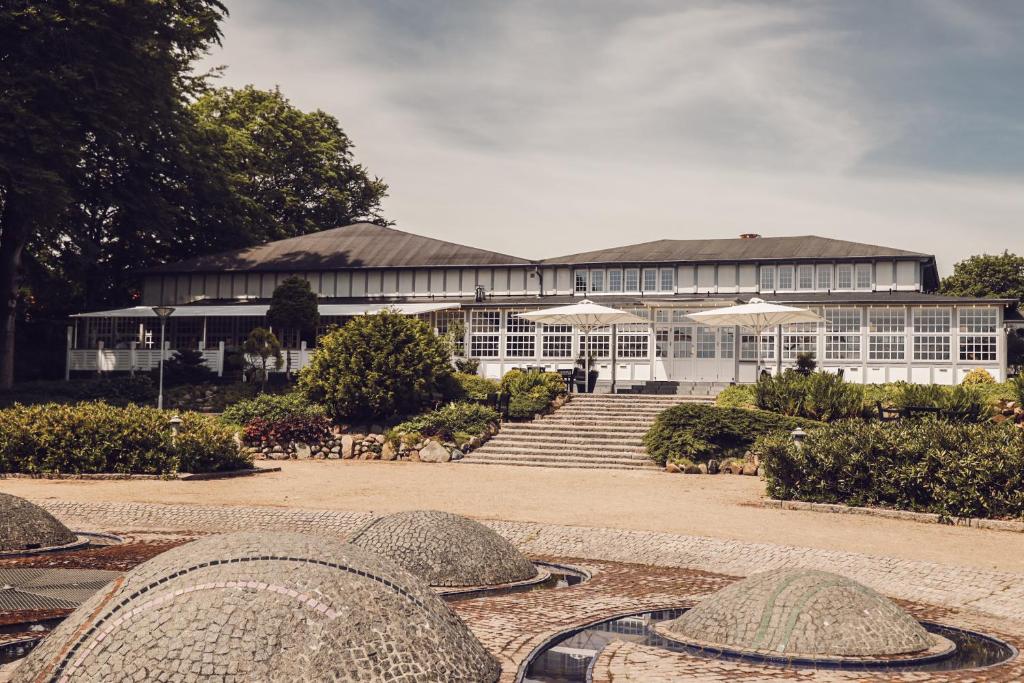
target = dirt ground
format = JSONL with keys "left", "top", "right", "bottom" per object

{"left": 4, "top": 460, "right": 1024, "bottom": 574}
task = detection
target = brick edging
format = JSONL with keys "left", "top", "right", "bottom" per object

{"left": 759, "top": 499, "right": 1024, "bottom": 534}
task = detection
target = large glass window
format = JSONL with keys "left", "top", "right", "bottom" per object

{"left": 959, "top": 307, "right": 998, "bottom": 362}
{"left": 624, "top": 269, "right": 639, "bottom": 291}
{"left": 583, "top": 329, "right": 611, "bottom": 359}
{"left": 783, "top": 315, "right": 818, "bottom": 361}
{"left": 541, "top": 323, "right": 573, "bottom": 358}
{"left": 469, "top": 310, "right": 500, "bottom": 358}
{"left": 817, "top": 266, "right": 832, "bottom": 290}
{"left": 719, "top": 329, "right": 735, "bottom": 359}
{"left": 696, "top": 327, "right": 716, "bottom": 358}
{"left": 868, "top": 308, "right": 905, "bottom": 361}
{"left": 740, "top": 333, "right": 775, "bottom": 361}
{"left": 617, "top": 333, "right": 649, "bottom": 359}
{"left": 504, "top": 309, "right": 536, "bottom": 357}
{"left": 436, "top": 310, "right": 466, "bottom": 354}
{"left": 797, "top": 265, "right": 814, "bottom": 289}
{"left": 837, "top": 264, "right": 853, "bottom": 289}
{"left": 590, "top": 270, "right": 605, "bottom": 293}
{"left": 824, "top": 308, "right": 861, "bottom": 360}
{"left": 759, "top": 266, "right": 775, "bottom": 291}
{"left": 608, "top": 269, "right": 623, "bottom": 292}
{"left": 642, "top": 269, "right": 658, "bottom": 292}
{"left": 574, "top": 271, "right": 587, "bottom": 294}
{"left": 673, "top": 327, "right": 693, "bottom": 358}
{"left": 912, "top": 308, "right": 951, "bottom": 361}
{"left": 778, "top": 265, "right": 794, "bottom": 290}
{"left": 660, "top": 268, "right": 674, "bottom": 292}
{"left": 855, "top": 264, "right": 873, "bottom": 290}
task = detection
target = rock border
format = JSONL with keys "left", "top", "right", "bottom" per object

{"left": 759, "top": 499, "right": 1024, "bottom": 534}
{"left": 0, "top": 467, "right": 280, "bottom": 482}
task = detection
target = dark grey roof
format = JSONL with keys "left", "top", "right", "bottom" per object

{"left": 542, "top": 235, "right": 930, "bottom": 265}
{"left": 148, "top": 223, "right": 531, "bottom": 273}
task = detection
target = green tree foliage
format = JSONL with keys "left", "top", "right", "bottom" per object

{"left": 189, "top": 86, "right": 389, "bottom": 244}
{"left": 242, "top": 328, "right": 283, "bottom": 392}
{"left": 298, "top": 310, "right": 451, "bottom": 422}
{"left": 0, "top": 0, "right": 227, "bottom": 388}
{"left": 755, "top": 370, "right": 864, "bottom": 421}
{"left": 267, "top": 276, "right": 321, "bottom": 343}
{"left": 940, "top": 252, "right": 1024, "bottom": 304}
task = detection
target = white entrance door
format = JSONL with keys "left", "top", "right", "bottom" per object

{"left": 670, "top": 325, "right": 694, "bottom": 379}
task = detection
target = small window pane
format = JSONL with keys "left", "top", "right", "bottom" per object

{"left": 759, "top": 266, "right": 775, "bottom": 291}
{"left": 590, "top": 270, "right": 605, "bottom": 292}
{"left": 574, "top": 271, "right": 587, "bottom": 294}
{"left": 798, "top": 265, "right": 814, "bottom": 289}
{"left": 642, "top": 269, "right": 657, "bottom": 291}
{"left": 608, "top": 270, "right": 623, "bottom": 292}
{"left": 817, "top": 267, "right": 832, "bottom": 290}
{"left": 660, "top": 268, "right": 674, "bottom": 292}
{"left": 837, "top": 265, "right": 853, "bottom": 289}
{"left": 778, "top": 266, "right": 794, "bottom": 290}
{"left": 624, "top": 269, "right": 639, "bottom": 291}
{"left": 855, "top": 264, "right": 872, "bottom": 289}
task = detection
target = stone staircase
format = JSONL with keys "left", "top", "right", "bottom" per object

{"left": 461, "top": 393, "right": 712, "bottom": 470}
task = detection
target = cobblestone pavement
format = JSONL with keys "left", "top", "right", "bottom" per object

{"left": 5, "top": 500, "right": 1021, "bottom": 682}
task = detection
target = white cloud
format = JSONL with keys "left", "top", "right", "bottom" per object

{"left": 199, "top": 0, "right": 1024, "bottom": 273}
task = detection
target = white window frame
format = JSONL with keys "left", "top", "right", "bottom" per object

{"left": 590, "top": 270, "right": 605, "bottom": 293}
{"left": 608, "top": 269, "right": 623, "bottom": 292}
{"left": 836, "top": 264, "right": 853, "bottom": 290}
{"left": 868, "top": 307, "right": 906, "bottom": 361}
{"left": 659, "top": 268, "right": 674, "bottom": 292}
{"left": 855, "top": 263, "right": 873, "bottom": 290}
{"left": 816, "top": 265, "right": 833, "bottom": 290}
{"left": 958, "top": 307, "right": 998, "bottom": 363}
{"left": 759, "top": 266, "right": 775, "bottom": 291}
{"left": 912, "top": 307, "right": 952, "bottom": 362}
{"left": 624, "top": 268, "right": 640, "bottom": 292}
{"left": 574, "top": 270, "right": 588, "bottom": 294}
{"left": 504, "top": 309, "right": 536, "bottom": 358}
{"left": 777, "top": 265, "right": 794, "bottom": 290}
{"left": 642, "top": 268, "right": 658, "bottom": 292}
{"left": 469, "top": 310, "right": 501, "bottom": 358}
{"left": 797, "top": 265, "right": 814, "bottom": 290}
{"left": 824, "top": 308, "right": 861, "bottom": 361}
{"left": 541, "top": 323, "right": 573, "bottom": 359}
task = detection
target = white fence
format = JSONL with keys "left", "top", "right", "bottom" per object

{"left": 66, "top": 341, "right": 315, "bottom": 377}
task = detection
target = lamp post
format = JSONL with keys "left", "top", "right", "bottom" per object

{"left": 151, "top": 306, "right": 175, "bottom": 410}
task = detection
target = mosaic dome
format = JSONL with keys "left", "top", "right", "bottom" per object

{"left": 0, "top": 493, "right": 77, "bottom": 553}
{"left": 347, "top": 510, "right": 538, "bottom": 588}
{"left": 12, "top": 532, "right": 500, "bottom": 682}
{"left": 662, "top": 569, "right": 936, "bottom": 658}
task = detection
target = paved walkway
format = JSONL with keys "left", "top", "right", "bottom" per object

{"left": 6, "top": 461, "right": 1024, "bottom": 573}
{"left": 36, "top": 499, "right": 1024, "bottom": 623}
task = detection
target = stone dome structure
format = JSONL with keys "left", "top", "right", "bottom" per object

{"left": 0, "top": 493, "right": 77, "bottom": 553}
{"left": 347, "top": 510, "right": 538, "bottom": 588}
{"left": 661, "top": 569, "right": 938, "bottom": 659}
{"left": 12, "top": 532, "right": 500, "bottom": 682}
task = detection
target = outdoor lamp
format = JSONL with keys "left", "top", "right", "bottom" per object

{"left": 151, "top": 306, "right": 176, "bottom": 410}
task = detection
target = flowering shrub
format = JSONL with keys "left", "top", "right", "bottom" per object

{"left": 242, "top": 415, "right": 332, "bottom": 446}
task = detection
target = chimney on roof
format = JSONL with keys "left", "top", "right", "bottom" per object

{"left": 739, "top": 233, "right": 761, "bottom": 240}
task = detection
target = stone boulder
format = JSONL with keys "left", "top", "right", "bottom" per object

{"left": 381, "top": 441, "right": 397, "bottom": 461}
{"left": 340, "top": 435, "right": 355, "bottom": 459}
{"left": 419, "top": 440, "right": 451, "bottom": 463}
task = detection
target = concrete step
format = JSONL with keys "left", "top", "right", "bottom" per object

{"left": 479, "top": 442, "right": 648, "bottom": 455}
{"left": 459, "top": 459, "right": 654, "bottom": 470}
{"left": 461, "top": 454, "right": 656, "bottom": 469}
{"left": 531, "top": 419, "right": 660, "bottom": 428}
{"left": 485, "top": 436, "right": 645, "bottom": 448}
{"left": 471, "top": 451, "right": 650, "bottom": 463}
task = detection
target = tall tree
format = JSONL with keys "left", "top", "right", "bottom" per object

{"left": 267, "top": 276, "right": 321, "bottom": 344}
{"left": 0, "top": 0, "right": 227, "bottom": 388}
{"left": 940, "top": 252, "right": 1024, "bottom": 305}
{"left": 189, "top": 86, "right": 389, "bottom": 244}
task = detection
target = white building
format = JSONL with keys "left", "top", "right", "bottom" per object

{"left": 68, "top": 223, "right": 1013, "bottom": 387}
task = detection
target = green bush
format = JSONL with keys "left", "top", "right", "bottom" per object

{"left": 644, "top": 403, "right": 812, "bottom": 467}
{"left": 0, "top": 376, "right": 157, "bottom": 408}
{"left": 715, "top": 384, "right": 756, "bottom": 410}
{"left": 755, "top": 371, "right": 863, "bottom": 421}
{"left": 443, "top": 372, "right": 500, "bottom": 402}
{"left": 221, "top": 391, "right": 325, "bottom": 426}
{"left": 153, "top": 349, "right": 217, "bottom": 387}
{"left": 298, "top": 311, "right": 452, "bottom": 422}
{"left": 392, "top": 402, "right": 499, "bottom": 441}
{"left": 499, "top": 369, "right": 566, "bottom": 419}
{"left": 961, "top": 368, "right": 996, "bottom": 385}
{"left": 0, "top": 402, "right": 249, "bottom": 475}
{"left": 1012, "top": 375, "right": 1024, "bottom": 405}
{"left": 165, "top": 382, "right": 259, "bottom": 413}
{"left": 754, "top": 419, "right": 1024, "bottom": 520}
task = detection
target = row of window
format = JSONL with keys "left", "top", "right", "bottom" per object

{"left": 574, "top": 268, "right": 674, "bottom": 294}
{"left": 466, "top": 307, "right": 1000, "bottom": 363}
{"left": 759, "top": 263, "right": 874, "bottom": 292}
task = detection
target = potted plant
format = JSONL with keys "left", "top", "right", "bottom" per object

{"left": 575, "top": 354, "right": 599, "bottom": 393}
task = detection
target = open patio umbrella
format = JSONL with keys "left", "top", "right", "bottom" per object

{"left": 685, "top": 298, "right": 823, "bottom": 380}
{"left": 516, "top": 300, "right": 649, "bottom": 392}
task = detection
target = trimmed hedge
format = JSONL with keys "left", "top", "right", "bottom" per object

{"left": 500, "top": 370, "right": 566, "bottom": 420}
{"left": 0, "top": 377, "right": 157, "bottom": 408}
{"left": 444, "top": 372, "right": 501, "bottom": 402}
{"left": 644, "top": 403, "right": 811, "bottom": 467}
{"left": 221, "top": 391, "right": 325, "bottom": 426}
{"left": 0, "top": 403, "right": 249, "bottom": 475}
{"left": 715, "top": 384, "right": 756, "bottom": 410}
{"left": 392, "top": 402, "right": 500, "bottom": 442}
{"left": 754, "top": 419, "right": 1024, "bottom": 520}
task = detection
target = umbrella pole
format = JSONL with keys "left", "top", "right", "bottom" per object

{"left": 585, "top": 328, "right": 591, "bottom": 393}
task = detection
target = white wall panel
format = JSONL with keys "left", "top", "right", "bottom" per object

{"left": 717, "top": 265, "right": 738, "bottom": 292}
{"left": 896, "top": 261, "right": 918, "bottom": 291}
{"left": 696, "top": 265, "right": 716, "bottom": 291}
{"left": 738, "top": 264, "right": 757, "bottom": 292}
{"left": 678, "top": 265, "right": 696, "bottom": 293}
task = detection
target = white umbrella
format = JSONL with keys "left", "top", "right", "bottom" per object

{"left": 686, "top": 298, "right": 823, "bottom": 380}
{"left": 516, "top": 300, "right": 649, "bottom": 392}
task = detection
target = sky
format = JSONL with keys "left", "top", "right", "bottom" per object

{"left": 198, "top": 0, "right": 1024, "bottom": 275}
